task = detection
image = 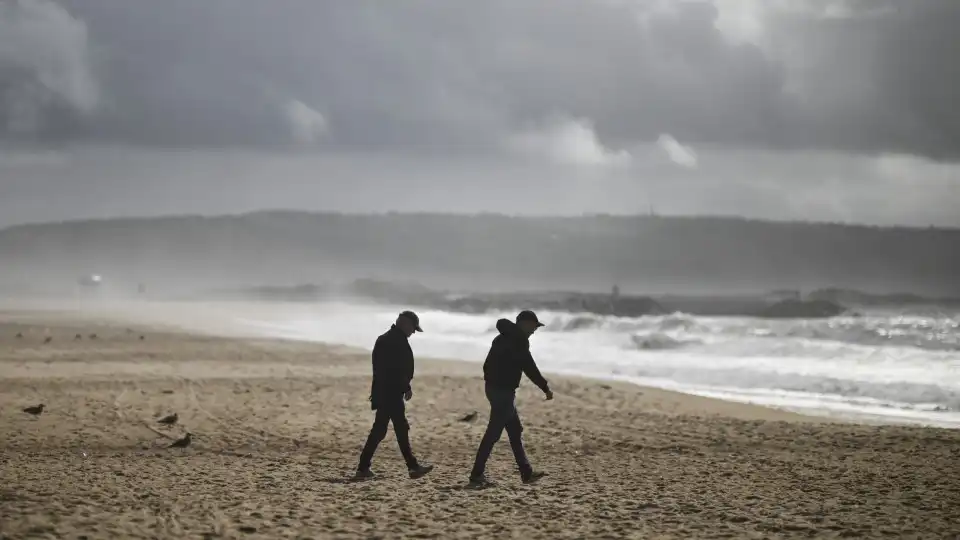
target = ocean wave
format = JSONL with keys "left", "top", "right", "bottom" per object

{"left": 540, "top": 310, "right": 960, "bottom": 351}
{"left": 614, "top": 362, "right": 960, "bottom": 411}
{"left": 233, "top": 301, "right": 960, "bottom": 427}
{"left": 728, "top": 315, "right": 960, "bottom": 352}
{"left": 542, "top": 312, "right": 707, "bottom": 334}
{"left": 628, "top": 332, "right": 698, "bottom": 350}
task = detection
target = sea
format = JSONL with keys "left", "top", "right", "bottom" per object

{"left": 237, "top": 300, "right": 960, "bottom": 429}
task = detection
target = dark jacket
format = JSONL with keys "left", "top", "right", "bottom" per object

{"left": 483, "top": 319, "right": 550, "bottom": 393}
{"left": 369, "top": 325, "right": 414, "bottom": 410}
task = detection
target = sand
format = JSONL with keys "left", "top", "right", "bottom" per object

{"left": 1, "top": 308, "right": 959, "bottom": 539}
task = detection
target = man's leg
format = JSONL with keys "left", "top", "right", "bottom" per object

{"left": 388, "top": 403, "right": 420, "bottom": 470}
{"left": 504, "top": 410, "right": 532, "bottom": 478}
{"left": 469, "top": 388, "right": 512, "bottom": 480}
{"left": 357, "top": 408, "right": 391, "bottom": 472}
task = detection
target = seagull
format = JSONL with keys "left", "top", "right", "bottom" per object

{"left": 43, "top": 337, "right": 52, "bottom": 344}
{"left": 23, "top": 404, "right": 45, "bottom": 416}
{"left": 15, "top": 332, "right": 23, "bottom": 339}
{"left": 459, "top": 411, "right": 478, "bottom": 422}
{"left": 169, "top": 433, "right": 192, "bottom": 448}
{"left": 157, "top": 413, "right": 178, "bottom": 425}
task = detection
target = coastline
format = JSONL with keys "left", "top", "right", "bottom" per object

{"left": 2, "top": 309, "right": 959, "bottom": 538}
{"left": 3, "top": 298, "right": 957, "bottom": 428}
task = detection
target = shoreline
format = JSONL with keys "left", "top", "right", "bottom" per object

{"left": 1, "top": 302, "right": 831, "bottom": 426}
{"left": 0, "top": 308, "right": 818, "bottom": 425}
{"left": 2, "top": 312, "right": 959, "bottom": 538}
{"left": 2, "top": 299, "right": 957, "bottom": 429}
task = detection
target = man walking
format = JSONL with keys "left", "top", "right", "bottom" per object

{"left": 355, "top": 311, "right": 434, "bottom": 480}
{"left": 468, "top": 310, "right": 553, "bottom": 488}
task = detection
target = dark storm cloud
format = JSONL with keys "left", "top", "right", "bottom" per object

{"left": 1, "top": 0, "right": 959, "bottom": 158}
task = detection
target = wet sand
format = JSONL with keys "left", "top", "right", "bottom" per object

{"left": 1, "top": 310, "right": 958, "bottom": 539}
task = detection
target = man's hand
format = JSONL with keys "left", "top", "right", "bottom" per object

{"left": 404, "top": 389, "right": 413, "bottom": 401}
{"left": 544, "top": 389, "right": 554, "bottom": 401}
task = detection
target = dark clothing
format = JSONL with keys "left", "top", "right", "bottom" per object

{"left": 471, "top": 320, "right": 550, "bottom": 480}
{"left": 370, "top": 325, "right": 414, "bottom": 410}
{"left": 357, "top": 397, "right": 419, "bottom": 470}
{"left": 469, "top": 383, "right": 532, "bottom": 479}
{"left": 482, "top": 319, "right": 550, "bottom": 393}
{"left": 357, "top": 325, "right": 420, "bottom": 471}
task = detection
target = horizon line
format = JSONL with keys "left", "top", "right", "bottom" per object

{"left": 2, "top": 208, "right": 958, "bottom": 233}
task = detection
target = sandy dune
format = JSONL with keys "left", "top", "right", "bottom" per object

{"left": 1, "top": 310, "right": 958, "bottom": 539}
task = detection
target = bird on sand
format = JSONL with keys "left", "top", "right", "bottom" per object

{"left": 459, "top": 411, "right": 478, "bottom": 422}
{"left": 15, "top": 332, "right": 23, "bottom": 339}
{"left": 169, "top": 433, "right": 192, "bottom": 448}
{"left": 43, "top": 337, "right": 52, "bottom": 343}
{"left": 23, "top": 404, "right": 45, "bottom": 415}
{"left": 88, "top": 333, "right": 97, "bottom": 340}
{"left": 75, "top": 334, "right": 82, "bottom": 340}
{"left": 157, "top": 413, "right": 178, "bottom": 425}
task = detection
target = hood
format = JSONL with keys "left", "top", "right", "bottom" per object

{"left": 495, "top": 318, "right": 517, "bottom": 335}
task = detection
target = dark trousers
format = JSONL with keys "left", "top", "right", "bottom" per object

{"left": 469, "top": 383, "right": 532, "bottom": 479}
{"left": 357, "top": 397, "right": 419, "bottom": 471}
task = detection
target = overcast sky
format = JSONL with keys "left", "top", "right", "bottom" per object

{"left": 1, "top": 0, "right": 958, "bottom": 228}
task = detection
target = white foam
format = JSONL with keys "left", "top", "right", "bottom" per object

{"left": 235, "top": 301, "right": 960, "bottom": 429}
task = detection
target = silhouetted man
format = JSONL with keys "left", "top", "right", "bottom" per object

{"left": 469, "top": 310, "right": 553, "bottom": 488}
{"left": 355, "top": 311, "right": 434, "bottom": 480}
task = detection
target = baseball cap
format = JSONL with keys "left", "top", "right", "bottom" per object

{"left": 399, "top": 310, "right": 423, "bottom": 332}
{"left": 516, "top": 310, "right": 545, "bottom": 327}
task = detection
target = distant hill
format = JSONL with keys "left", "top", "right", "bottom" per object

{"left": 0, "top": 211, "right": 957, "bottom": 297}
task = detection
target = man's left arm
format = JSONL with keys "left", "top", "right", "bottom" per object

{"left": 403, "top": 341, "right": 415, "bottom": 398}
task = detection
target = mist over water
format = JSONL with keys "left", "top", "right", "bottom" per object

{"left": 235, "top": 300, "right": 960, "bottom": 429}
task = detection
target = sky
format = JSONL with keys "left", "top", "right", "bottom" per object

{"left": 1, "top": 0, "right": 958, "bottom": 228}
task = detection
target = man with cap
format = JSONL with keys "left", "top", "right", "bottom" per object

{"left": 355, "top": 310, "right": 434, "bottom": 480}
{"left": 468, "top": 310, "right": 553, "bottom": 488}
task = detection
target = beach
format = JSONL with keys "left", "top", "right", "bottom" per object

{"left": 1, "top": 307, "right": 959, "bottom": 539}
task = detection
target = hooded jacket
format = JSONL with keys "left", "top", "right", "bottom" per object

{"left": 369, "top": 325, "right": 414, "bottom": 410}
{"left": 482, "top": 319, "right": 550, "bottom": 393}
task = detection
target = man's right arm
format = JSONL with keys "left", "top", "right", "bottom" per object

{"left": 521, "top": 350, "right": 551, "bottom": 396}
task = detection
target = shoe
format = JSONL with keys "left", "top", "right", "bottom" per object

{"left": 408, "top": 464, "right": 434, "bottom": 479}
{"left": 522, "top": 470, "right": 547, "bottom": 484}
{"left": 353, "top": 469, "right": 375, "bottom": 481}
{"left": 467, "top": 475, "right": 494, "bottom": 489}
